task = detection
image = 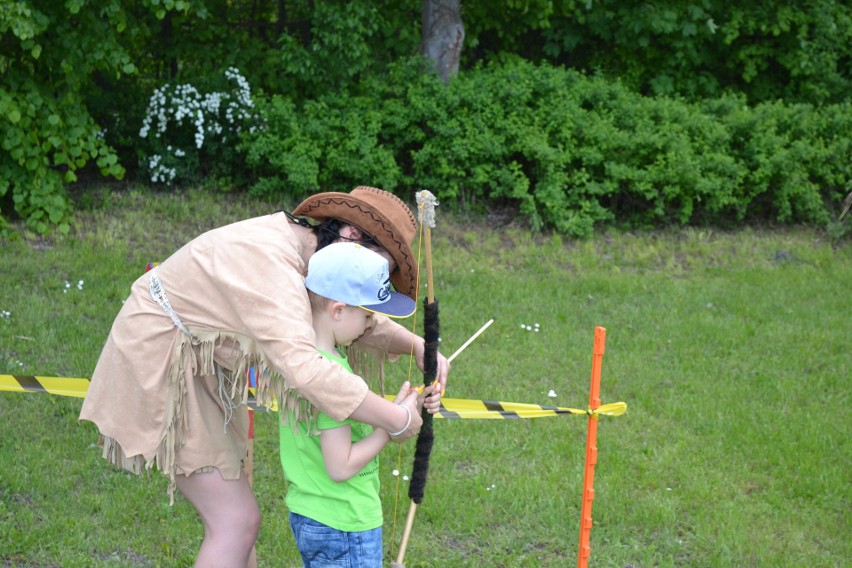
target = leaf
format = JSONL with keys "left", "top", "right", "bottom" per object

{"left": 108, "top": 163, "right": 125, "bottom": 179}
{"left": 25, "top": 156, "right": 41, "bottom": 171}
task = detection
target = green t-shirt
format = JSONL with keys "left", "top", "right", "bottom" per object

{"left": 279, "top": 348, "right": 382, "bottom": 532}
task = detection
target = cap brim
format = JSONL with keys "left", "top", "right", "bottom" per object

{"left": 360, "top": 292, "right": 416, "bottom": 319}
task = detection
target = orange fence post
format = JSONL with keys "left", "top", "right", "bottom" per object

{"left": 246, "top": 408, "right": 255, "bottom": 486}
{"left": 577, "top": 326, "right": 606, "bottom": 568}
{"left": 246, "top": 368, "right": 257, "bottom": 486}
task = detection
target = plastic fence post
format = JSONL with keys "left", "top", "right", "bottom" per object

{"left": 577, "top": 326, "right": 606, "bottom": 568}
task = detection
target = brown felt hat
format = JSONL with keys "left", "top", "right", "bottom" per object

{"left": 293, "top": 186, "right": 418, "bottom": 298}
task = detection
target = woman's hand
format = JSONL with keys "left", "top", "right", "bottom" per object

{"left": 419, "top": 378, "right": 443, "bottom": 414}
{"left": 412, "top": 340, "right": 450, "bottom": 400}
{"left": 386, "top": 328, "right": 451, "bottom": 404}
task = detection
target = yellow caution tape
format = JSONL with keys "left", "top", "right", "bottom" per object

{"left": 403, "top": 396, "right": 627, "bottom": 420}
{"left": 1, "top": 374, "right": 626, "bottom": 420}
{"left": 1, "top": 374, "right": 90, "bottom": 399}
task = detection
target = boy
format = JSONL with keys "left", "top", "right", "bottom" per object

{"left": 280, "top": 242, "right": 417, "bottom": 567}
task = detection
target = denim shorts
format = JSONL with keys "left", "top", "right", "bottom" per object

{"left": 289, "top": 511, "right": 383, "bottom": 568}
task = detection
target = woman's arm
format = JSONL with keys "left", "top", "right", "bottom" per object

{"left": 356, "top": 317, "right": 451, "bottom": 395}
{"left": 386, "top": 326, "right": 450, "bottom": 413}
{"left": 320, "top": 425, "right": 391, "bottom": 482}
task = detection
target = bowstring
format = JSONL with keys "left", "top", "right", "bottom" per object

{"left": 389, "top": 203, "right": 426, "bottom": 558}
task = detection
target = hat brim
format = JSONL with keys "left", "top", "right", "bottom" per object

{"left": 361, "top": 291, "right": 416, "bottom": 319}
{"left": 294, "top": 192, "right": 418, "bottom": 298}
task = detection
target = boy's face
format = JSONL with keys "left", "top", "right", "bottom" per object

{"left": 333, "top": 305, "right": 375, "bottom": 346}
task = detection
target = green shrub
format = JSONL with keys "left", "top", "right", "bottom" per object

{"left": 241, "top": 58, "right": 849, "bottom": 237}
{"left": 705, "top": 97, "right": 851, "bottom": 224}
{"left": 0, "top": 1, "right": 129, "bottom": 235}
{"left": 136, "top": 67, "right": 259, "bottom": 187}
{"left": 465, "top": 0, "right": 852, "bottom": 105}
{"left": 243, "top": 94, "right": 401, "bottom": 200}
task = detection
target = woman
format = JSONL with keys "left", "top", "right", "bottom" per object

{"left": 79, "top": 186, "right": 449, "bottom": 568}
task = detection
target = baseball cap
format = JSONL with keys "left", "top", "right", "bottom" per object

{"left": 306, "top": 242, "right": 416, "bottom": 318}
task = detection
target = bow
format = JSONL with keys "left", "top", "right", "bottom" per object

{"left": 392, "top": 190, "right": 439, "bottom": 567}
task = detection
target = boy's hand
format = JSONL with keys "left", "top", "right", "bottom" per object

{"left": 389, "top": 381, "right": 422, "bottom": 442}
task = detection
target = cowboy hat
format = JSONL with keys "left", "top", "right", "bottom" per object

{"left": 293, "top": 186, "right": 418, "bottom": 298}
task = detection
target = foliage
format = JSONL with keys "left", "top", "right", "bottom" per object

{"left": 701, "top": 96, "right": 851, "bottom": 224}
{"left": 0, "top": 0, "right": 130, "bottom": 235}
{"left": 463, "top": 0, "right": 852, "bottom": 105}
{"left": 242, "top": 57, "right": 850, "bottom": 237}
{"left": 3, "top": 0, "right": 849, "bottom": 235}
{"left": 110, "top": 0, "right": 419, "bottom": 109}
{"left": 137, "top": 67, "right": 259, "bottom": 186}
{"left": 0, "top": 0, "right": 424, "bottom": 232}
{"left": 243, "top": 94, "right": 401, "bottom": 201}
{"left": 275, "top": 1, "right": 420, "bottom": 100}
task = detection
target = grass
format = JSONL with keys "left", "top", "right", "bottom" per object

{"left": 1, "top": 186, "right": 850, "bottom": 567}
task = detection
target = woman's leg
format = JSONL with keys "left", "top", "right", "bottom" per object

{"left": 176, "top": 468, "right": 260, "bottom": 568}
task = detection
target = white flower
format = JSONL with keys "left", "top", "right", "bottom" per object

{"left": 547, "top": 390, "right": 557, "bottom": 398}
{"left": 139, "top": 67, "right": 257, "bottom": 184}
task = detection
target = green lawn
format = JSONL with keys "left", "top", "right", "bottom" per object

{"left": 1, "top": 187, "right": 849, "bottom": 567}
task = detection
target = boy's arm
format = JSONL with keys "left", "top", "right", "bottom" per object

{"left": 320, "top": 425, "right": 391, "bottom": 483}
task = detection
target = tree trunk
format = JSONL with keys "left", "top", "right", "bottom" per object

{"left": 421, "top": 0, "right": 465, "bottom": 82}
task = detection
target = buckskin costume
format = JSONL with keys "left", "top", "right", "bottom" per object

{"left": 79, "top": 187, "right": 419, "bottom": 501}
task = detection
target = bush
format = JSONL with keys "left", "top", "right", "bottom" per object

{"left": 137, "top": 67, "right": 259, "bottom": 187}
{"left": 0, "top": 1, "right": 129, "bottom": 235}
{"left": 705, "top": 97, "right": 851, "bottom": 224}
{"left": 242, "top": 94, "right": 401, "bottom": 201}
{"left": 241, "top": 58, "right": 849, "bottom": 237}
{"left": 464, "top": 0, "right": 852, "bottom": 106}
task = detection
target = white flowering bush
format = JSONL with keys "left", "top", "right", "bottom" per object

{"left": 138, "top": 67, "right": 258, "bottom": 185}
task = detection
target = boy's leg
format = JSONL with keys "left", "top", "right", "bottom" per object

{"left": 176, "top": 468, "right": 260, "bottom": 568}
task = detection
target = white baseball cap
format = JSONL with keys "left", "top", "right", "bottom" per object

{"left": 306, "top": 242, "right": 416, "bottom": 318}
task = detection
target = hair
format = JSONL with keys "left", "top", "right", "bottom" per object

{"left": 307, "top": 289, "right": 335, "bottom": 313}
{"left": 312, "top": 218, "right": 380, "bottom": 252}
{"left": 283, "top": 211, "right": 381, "bottom": 252}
